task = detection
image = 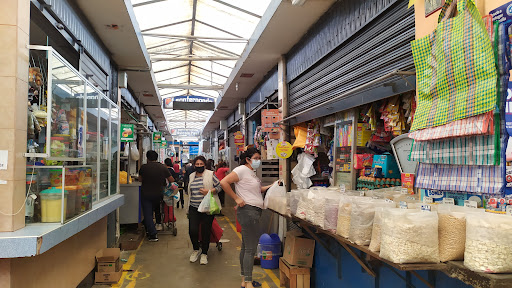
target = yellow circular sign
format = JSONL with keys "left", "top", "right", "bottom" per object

{"left": 276, "top": 141, "right": 293, "bottom": 159}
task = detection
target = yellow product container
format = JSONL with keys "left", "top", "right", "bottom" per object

{"left": 78, "top": 181, "right": 92, "bottom": 211}
{"left": 40, "top": 187, "right": 67, "bottom": 222}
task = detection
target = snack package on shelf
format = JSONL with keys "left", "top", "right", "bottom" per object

{"left": 380, "top": 209, "right": 440, "bottom": 264}
{"left": 464, "top": 212, "right": 512, "bottom": 273}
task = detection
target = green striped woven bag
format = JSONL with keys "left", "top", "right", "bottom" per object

{"left": 410, "top": 0, "right": 497, "bottom": 131}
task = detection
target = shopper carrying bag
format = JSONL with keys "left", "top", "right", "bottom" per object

{"left": 186, "top": 156, "right": 222, "bottom": 265}
{"left": 220, "top": 147, "right": 274, "bottom": 288}
{"left": 410, "top": 0, "right": 497, "bottom": 131}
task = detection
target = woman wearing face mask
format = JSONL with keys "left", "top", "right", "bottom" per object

{"left": 186, "top": 156, "right": 221, "bottom": 265}
{"left": 220, "top": 147, "right": 273, "bottom": 288}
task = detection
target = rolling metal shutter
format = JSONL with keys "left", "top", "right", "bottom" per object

{"left": 288, "top": 0, "right": 415, "bottom": 117}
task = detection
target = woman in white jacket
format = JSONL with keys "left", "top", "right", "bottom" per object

{"left": 186, "top": 156, "right": 221, "bottom": 265}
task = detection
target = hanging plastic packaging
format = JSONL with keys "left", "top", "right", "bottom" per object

{"left": 130, "top": 143, "right": 140, "bottom": 161}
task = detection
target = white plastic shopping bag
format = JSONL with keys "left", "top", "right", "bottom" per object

{"left": 198, "top": 191, "right": 212, "bottom": 213}
{"left": 263, "top": 181, "right": 286, "bottom": 209}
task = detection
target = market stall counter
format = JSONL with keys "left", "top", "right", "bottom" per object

{"left": 0, "top": 194, "right": 124, "bottom": 258}
{"left": 119, "top": 182, "right": 142, "bottom": 224}
{"left": 269, "top": 209, "right": 512, "bottom": 288}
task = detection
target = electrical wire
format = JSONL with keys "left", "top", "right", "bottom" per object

{"left": 0, "top": 165, "right": 35, "bottom": 216}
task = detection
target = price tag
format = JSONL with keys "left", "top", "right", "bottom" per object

{"left": 464, "top": 200, "right": 478, "bottom": 209}
{"left": 399, "top": 201, "right": 408, "bottom": 209}
{"left": 340, "top": 184, "right": 346, "bottom": 193}
{"left": 401, "top": 188, "right": 409, "bottom": 195}
{"left": 359, "top": 191, "right": 365, "bottom": 197}
{"left": 423, "top": 196, "right": 433, "bottom": 204}
{"left": 443, "top": 198, "right": 455, "bottom": 205}
{"left": 421, "top": 204, "right": 431, "bottom": 212}
{"left": 507, "top": 206, "right": 512, "bottom": 216}
{"left": 406, "top": 196, "right": 416, "bottom": 201}
{"left": 385, "top": 198, "right": 394, "bottom": 203}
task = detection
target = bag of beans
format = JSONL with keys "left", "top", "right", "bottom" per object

{"left": 349, "top": 199, "right": 395, "bottom": 246}
{"left": 380, "top": 208, "right": 440, "bottom": 264}
{"left": 336, "top": 196, "right": 362, "bottom": 238}
{"left": 465, "top": 212, "right": 512, "bottom": 273}
{"left": 369, "top": 207, "right": 388, "bottom": 252}
{"left": 437, "top": 204, "right": 467, "bottom": 262}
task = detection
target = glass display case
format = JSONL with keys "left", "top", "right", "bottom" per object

{"left": 26, "top": 46, "right": 120, "bottom": 224}
{"left": 25, "top": 166, "right": 93, "bottom": 224}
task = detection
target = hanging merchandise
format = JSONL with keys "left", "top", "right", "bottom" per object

{"left": 292, "top": 126, "right": 308, "bottom": 149}
{"left": 266, "top": 139, "right": 279, "bottom": 160}
{"left": 410, "top": 0, "right": 497, "bottom": 131}
{"left": 409, "top": 111, "right": 494, "bottom": 141}
{"left": 415, "top": 163, "right": 503, "bottom": 194}
{"left": 123, "top": 143, "right": 129, "bottom": 157}
{"left": 304, "top": 122, "right": 320, "bottom": 156}
{"left": 410, "top": 134, "right": 498, "bottom": 165}
{"left": 291, "top": 153, "right": 316, "bottom": 189}
{"left": 130, "top": 143, "right": 140, "bottom": 161}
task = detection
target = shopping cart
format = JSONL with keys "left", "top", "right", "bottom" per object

{"left": 199, "top": 218, "right": 224, "bottom": 251}
{"left": 161, "top": 182, "right": 179, "bottom": 236}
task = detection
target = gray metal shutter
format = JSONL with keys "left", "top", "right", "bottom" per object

{"left": 288, "top": 0, "right": 414, "bottom": 116}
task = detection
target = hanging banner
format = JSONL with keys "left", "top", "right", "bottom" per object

{"left": 170, "top": 128, "right": 200, "bottom": 137}
{"left": 153, "top": 132, "right": 162, "bottom": 143}
{"left": 120, "top": 124, "right": 135, "bottom": 142}
{"left": 234, "top": 131, "right": 245, "bottom": 145}
{"left": 276, "top": 141, "right": 293, "bottom": 159}
{"left": 262, "top": 109, "right": 281, "bottom": 132}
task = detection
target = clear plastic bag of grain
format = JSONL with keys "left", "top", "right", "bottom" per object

{"left": 437, "top": 204, "right": 468, "bottom": 262}
{"left": 369, "top": 207, "right": 386, "bottom": 252}
{"left": 465, "top": 212, "right": 512, "bottom": 273}
{"left": 290, "top": 189, "right": 308, "bottom": 215}
{"left": 336, "top": 196, "right": 362, "bottom": 238}
{"left": 380, "top": 208, "right": 440, "bottom": 264}
{"left": 349, "top": 199, "right": 395, "bottom": 246}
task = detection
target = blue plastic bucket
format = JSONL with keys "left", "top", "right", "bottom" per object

{"left": 259, "top": 233, "right": 281, "bottom": 269}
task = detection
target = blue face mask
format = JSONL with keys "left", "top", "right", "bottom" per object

{"left": 251, "top": 159, "right": 261, "bottom": 169}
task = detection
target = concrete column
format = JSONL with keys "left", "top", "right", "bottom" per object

{"left": 277, "top": 56, "right": 290, "bottom": 189}
{"left": 0, "top": 0, "right": 30, "bottom": 232}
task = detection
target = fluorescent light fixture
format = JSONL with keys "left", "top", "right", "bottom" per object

{"left": 291, "top": 0, "right": 306, "bottom": 6}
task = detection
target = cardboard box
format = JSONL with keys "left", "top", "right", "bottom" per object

{"left": 96, "top": 248, "right": 121, "bottom": 272}
{"left": 283, "top": 230, "right": 315, "bottom": 268}
{"left": 95, "top": 271, "right": 122, "bottom": 284}
{"left": 372, "top": 154, "right": 400, "bottom": 178}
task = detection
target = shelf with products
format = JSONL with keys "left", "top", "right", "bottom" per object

{"left": 25, "top": 46, "right": 121, "bottom": 225}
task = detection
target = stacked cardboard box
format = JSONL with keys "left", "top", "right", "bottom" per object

{"left": 95, "top": 248, "right": 122, "bottom": 284}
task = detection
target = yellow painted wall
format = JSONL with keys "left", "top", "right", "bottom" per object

{"left": 0, "top": 217, "right": 107, "bottom": 288}
{"left": 414, "top": 0, "right": 512, "bottom": 39}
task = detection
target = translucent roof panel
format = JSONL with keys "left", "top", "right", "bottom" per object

{"left": 132, "top": 0, "right": 272, "bottom": 131}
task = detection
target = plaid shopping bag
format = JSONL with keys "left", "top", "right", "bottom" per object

{"left": 410, "top": 0, "right": 497, "bottom": 131}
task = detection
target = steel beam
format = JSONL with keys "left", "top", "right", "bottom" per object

{"left": 141, "top": 33, "right": 248, "bottom": 42}
{"left": 157, "top": 84, "right": 224, "bottom": 90}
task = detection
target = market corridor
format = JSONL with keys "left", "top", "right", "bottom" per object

{"left": 95, "top": 203, "right": 280, "bottom": 288}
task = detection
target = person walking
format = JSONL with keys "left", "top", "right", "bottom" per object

{"left": 138, "top": 150, "right": 174, "bottom": 242}
{"left": 214, "top": 161, "right": 229, "bottom": 207}
{"left": 220, "top": 148, "right": 273, "bottom": 288}
{"left": 186, "top": 156, "right": 222, "bottom": 265}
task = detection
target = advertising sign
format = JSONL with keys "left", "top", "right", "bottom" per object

{"left": 163, "top": 95, "right": 215, "bottom": 109}
{"left": 189, "top": 146, "right": 199, "bottom": 155}
{"left": 120, "top": 124, "right": 135, "bottom": 142}
{"left": 234, "top": 131, "right": 245, "bottom": 145}
{"left": 262, "top": 109, "right": 281, "bottom": 132}
{"left": 275, "top": 141, "right": 293, "bottom": 159}
{"left": 170, "top": 128, "right": 200, "bottom": 137}
{"left": 153, "top": 132, "right": 162, "bottom": 143}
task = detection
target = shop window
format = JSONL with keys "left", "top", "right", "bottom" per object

{"left": 25, "top": 46, "right": 120, "bottom": 224}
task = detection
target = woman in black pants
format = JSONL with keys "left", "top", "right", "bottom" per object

{"left": 186, "top": 156, "right": 221, "bottom": 265}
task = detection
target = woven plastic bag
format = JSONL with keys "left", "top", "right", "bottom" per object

{"left": 410, "top": 0, "right": 497, "bottom": 131}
